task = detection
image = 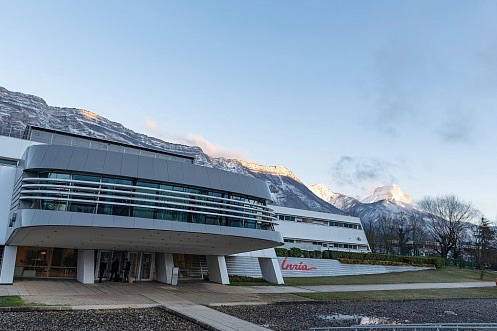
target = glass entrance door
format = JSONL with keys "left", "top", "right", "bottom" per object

{"left": 140, "top": 253, "right": 153, "bottom": 281}
{"left": 95, "top": 250, "right": 112, "bottom": 280}
{"left": 95, "top": 250, "right": 154, "bottom": 282}
{"left": 127, "top": 252, "right": 140, "bottom": 280}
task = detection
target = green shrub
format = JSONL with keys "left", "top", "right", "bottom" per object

{"left": 338, "top": 258, "right": 433, "bottom": 267}
{"left": 229, "top": 275, "right": 270, "bottom": 284}
{"left": 273, "top": 248, "right": 446, "bottom": 268}
{"left": 289, "top": 247, "right": 302, "bottom": 257}
{"left": 275, "top": 248, "right": 288, "bottom": 257}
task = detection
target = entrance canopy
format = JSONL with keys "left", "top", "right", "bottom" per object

{"left": 7, "top": 225, "right": 282, "bottom": 255}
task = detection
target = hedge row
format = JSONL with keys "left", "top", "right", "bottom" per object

{"left": 338, "top": 258, "right": 433, "bottom": 268}
{"left": 274, "top": 247, "right": 446, "bottom": 268}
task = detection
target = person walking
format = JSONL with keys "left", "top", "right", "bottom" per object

{"left": 110, "top": 258, "right": 119, "bottom": 281}
{"left": 123, "top": 259, "right": 131, "bottom": 283}
{"left": 98, "top": 260, "right": 107, "bottom": 283}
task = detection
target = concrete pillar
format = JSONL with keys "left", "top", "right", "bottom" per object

{"left": 0, "top": 246, "right": 17, "bottom": 284}
{"left": 156, "top": 252, "right": 174, "bottom": 284}
{"left": 77, "top": 249, "right": 95, "bottom": 284}
{"left": 206, "top": 255, "right": 229, "bottom": 285}
{"left": 258, "top": 257, "right": 284, "bottom": 285}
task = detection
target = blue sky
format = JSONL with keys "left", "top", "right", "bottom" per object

{"left": 1, "top": 1, "right": 496, "bottom": 219}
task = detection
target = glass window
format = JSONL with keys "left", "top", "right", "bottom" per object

{"left": 133, "top": 207, "right": 154, "bottom": 219}
{"left": 68, "top": 202, "right": 96, "bottom": 214}
{"left": 205, "top": 215, "right": 220, "bottom": 226}
{"left": 156, "top": 209, "right": 172, "bottom": 221}
{"left": 52, "top": 134, "right": 72, "bottom": 146}
{"left": 72, "top": 174, "right": 100, "bottom": 183}
{"left": 245, "top": 220, "right": 257, "bottom": 229}
{"left": 42, "top": 200, "right": 67, "bottom": 211}
{"left": 40, "top": 172, "right": 71, "bottom": 180}
{"left": 102, "top": 177, "right": 133, "bottom": 186}
{"left": 228, "top": 217, "right": 242, "bottom": 228}
{"left": 99, "top": 177, "right": 133, "bottom": 216}
{"left": 192, "top": 213, "right": 205, "bottom": 224}
{"left": 112, "top": 204, "right": 131, "bottom": 217}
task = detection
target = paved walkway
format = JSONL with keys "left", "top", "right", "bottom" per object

{"left": 1, "top": 280, "right": 495, "bottom": 301}
{"left": 164, "top": 303, "right": 271, "bottom": 331}
{"left": 0, "top": 280, "right": 495, "bottom": 331}
{"left": 0, "top": 279, "right": 264, "bottom": 306}
{"left": 243, "top": 281, "right": 496, "bottom": 294}
{"left": 0, "top": 280, "right": 273, "bottom": 331}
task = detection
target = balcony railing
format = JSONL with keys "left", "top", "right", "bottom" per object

{"left": 18, "top": 177, "right": 277, "bottom": 230}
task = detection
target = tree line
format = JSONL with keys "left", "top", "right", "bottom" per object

{"left": 363, "top": 195, "right": 496, "bottom": 277}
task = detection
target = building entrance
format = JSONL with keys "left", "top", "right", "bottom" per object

{"left": 173, "top": 254, "right": 207, "bottom": 279}
{"left": 95, "top": 251, "right": 154, "bottom": 282}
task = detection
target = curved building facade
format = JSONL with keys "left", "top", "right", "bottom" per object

{"left": 0, "top": 127, "right": 284, "bottom": 285}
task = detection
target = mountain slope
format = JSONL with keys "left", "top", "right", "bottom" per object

{"left": 309, "top": 184, "right": 361, "bottom": 211}
{"left": 310, "top": 183, "right": 424, "bottom": 224}
{"left": 0, "top": 86, "right": 341, "bottom": 213}
{"left": 362, "top": 184, "right": 412, "bottom": 204}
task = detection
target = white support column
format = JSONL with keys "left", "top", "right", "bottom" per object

{"left": 156, "top": 252, "right": 174, "bottom": 284}
{"left": 0, "top": 246, "right": 17, "bottom": 284}
{"left": 258, "top": 257, "right": 284, "bottom": 285}
{"left": 206, "top": 255, "right": 230, "bottom": 285}
{"left": 77, "top": 249, "right": 95, "bottom": 284}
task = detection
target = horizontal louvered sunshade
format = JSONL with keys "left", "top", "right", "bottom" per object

{"left": 18, "top": 177, "right": 277, "bottom": 231}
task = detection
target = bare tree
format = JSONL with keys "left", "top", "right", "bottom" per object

{"left": 397, "top": 213, "right": 410, "bottom": 255}
{"left": 419, "top": 195, "right": 477, "bottom": 258}
{"left": 407, "top": 212, "right": 426, "bottom": 256}
{"left": 376, "top": 216, "right": 396, "bottom": 254}
{"left": 473, "top": 217, "right": 496, "bottom": 279}
{"left": 362, "top": 217, "right": 378, "bottom": 253}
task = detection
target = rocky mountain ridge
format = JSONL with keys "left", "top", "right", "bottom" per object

{"left": 0, "top": 86, "right": 341, "bottom": 214}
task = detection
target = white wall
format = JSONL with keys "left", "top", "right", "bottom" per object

{"left": 0, "top": 136, "right": 38, "bottom": 160}
{"left": 272, "top": 205, "right": 362, "bottom": 224}
{"left": 226, "top": 256, "right": 434, "bottom": 278}
{"left": 271, "top": 205, "right": 369, "bottom": 251}
{"left": 0, "top": 166, "right": 17, "bottom": 244}
{"left": 275, "top": 220, "right": 368, "bottom": 247}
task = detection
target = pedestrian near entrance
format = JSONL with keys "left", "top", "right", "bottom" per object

{"left": 98, "top": 260, "right": 106, "bottom": 283}
{"left": 110, "top": 259, "right": 119, "bottom": 281}
{"left": 123, "top": 259, "right": 131, "bottom": 283}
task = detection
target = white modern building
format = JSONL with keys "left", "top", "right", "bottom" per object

{"left": 0, "top": 126, "right": 375, "bottom": 286}
{"left": 272, "top": 206, "right": 369, "bottom": 253}
{"left": 0, "top": 127, "right": 284, "bottom": 285}
{"left": 225, "top": 206, "right": 370, "bottom": 277}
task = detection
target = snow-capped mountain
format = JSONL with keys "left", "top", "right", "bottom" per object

{"left": 310, "top": 183, "right": 423, "bottom": 224}
{"left": 362, "top": 184, "right": 412, "bottom": 204}
{"left": 0, "top": 86, "right": 341, "bottom": 214}
{"left": 309, "top": 184, "right": 361, "bottom": 211}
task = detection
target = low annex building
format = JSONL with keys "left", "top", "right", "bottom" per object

{"left": 0, "top": 127, "right": 284, "bottom": 285}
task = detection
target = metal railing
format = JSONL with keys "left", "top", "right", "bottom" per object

{"left": 0, "top": 127, "right": 23, "bottom": 138}
{"left": 17, "top": 177, "right": 277, "bottom": 230}
{"left": 310, "top": 323, "right": 497, "bottom": 330}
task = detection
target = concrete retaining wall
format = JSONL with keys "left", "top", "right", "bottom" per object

{"left": 226, "top": 256, "right": 433, "bottom": 278}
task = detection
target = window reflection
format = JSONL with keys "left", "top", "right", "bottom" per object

{"left": 27, "top": 172, "right": 274, "bottom": 231}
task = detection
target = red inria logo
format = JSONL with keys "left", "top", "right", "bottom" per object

{"left": 280, "top": 257, "right": 317, "bottom": 271}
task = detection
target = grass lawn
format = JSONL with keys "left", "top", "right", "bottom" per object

{"left": 296, "top": 287, "right": 497, "bottom": 301}
{"left": 283, "top": 267, "right": 497, "bottom": 286}
{"left": 0, "top": 296, "right": 27, "bottom": 307}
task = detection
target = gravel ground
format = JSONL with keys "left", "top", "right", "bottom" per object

{"left": 0, "top": 308, "right": 207, "bottom": 331}
{"left": 214, "top": 299, "right": 497, "bottom": 331}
